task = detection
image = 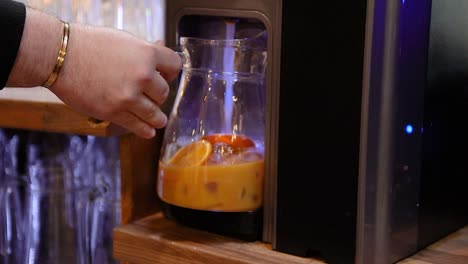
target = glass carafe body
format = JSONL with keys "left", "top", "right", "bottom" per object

{"left": 157, "top": 31, "right": 267, "bottom": 240}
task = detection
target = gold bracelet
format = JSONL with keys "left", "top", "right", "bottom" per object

{"left": 43, "top": 21, "right": 70, "bottom": 89}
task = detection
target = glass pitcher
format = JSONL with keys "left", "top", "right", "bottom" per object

{"left": 157, "top": 29, "right": 267, "bottom": 240}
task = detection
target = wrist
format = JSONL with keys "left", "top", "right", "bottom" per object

{"left": 6, "top": 7, "right": 63, "bottom": 87}
{"left": 50, "top": 23, "right": 83, "bottom": 94}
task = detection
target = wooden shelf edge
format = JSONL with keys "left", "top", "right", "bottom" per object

{"left": 398, "top": 226, "right": 468, "bottom": 264}
{"left": 113, "top": 213, "right": 323, "bottom": 264}
{"left": 0, "top": 99, "right": 127, "bottom": 136}
{"left": 113, "top": 212, "right": 468, "bottom": 264}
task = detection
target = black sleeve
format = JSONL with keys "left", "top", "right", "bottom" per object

{"left": 0, "top": 0, "right": 26, "bottom": 89}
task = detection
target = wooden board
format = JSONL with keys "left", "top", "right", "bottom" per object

{"left": 398, "top": 226, "right": 468, "bottom": 264}
{"left": 114, "top": 212, "right": 468, "bottom": 264}
{"left": 0, "top": 87, "right": 126, "bottom": 136}
{"left": 119, "top": 134, "right": 162, "bottom": 224}
{"left": 113, "top": 213, "right": 324, "bottom": 264}
{"left": 0, "top": 99, "right": 126, "bottom": 136}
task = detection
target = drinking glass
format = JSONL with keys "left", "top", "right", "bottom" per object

{"left": 0, "top": 131, "right": 22, "bottom": 264}
{"left": 112, "top": 0, "right": 166, "bottom": 41}
{"left": 0, "top": 154, "right": 107, "bottom": 264}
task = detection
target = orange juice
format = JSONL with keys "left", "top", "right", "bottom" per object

{"left": 158, "top": 153, "right": 264, "bottom": 212}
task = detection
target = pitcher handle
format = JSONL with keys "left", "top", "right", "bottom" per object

{"left": 168, "top": 45, "right": 188, "bottom": 68}
{"left": 175, "top": 51, "right": 189, "bottom": 66}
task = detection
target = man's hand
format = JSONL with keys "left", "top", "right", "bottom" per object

{"left": 7, "top": 7, "right": 181, "bottom": 139}
{"left": 51, "top": 24, "right": 181, "bottom": 139}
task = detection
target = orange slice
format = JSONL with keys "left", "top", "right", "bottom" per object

{"left": 201, "top": 134, "right": 255, "bottom": 151}
{"left": 168, "top": 140, "right": 212, "bottom": 166}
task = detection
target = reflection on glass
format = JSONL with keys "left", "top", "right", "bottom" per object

{"left": 18, "top": 0, "right": 166, "bottom": 41}
{"left": 0, "top": 131, "right": 121, "bottom": 264}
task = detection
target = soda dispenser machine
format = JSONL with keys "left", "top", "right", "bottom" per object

{"left": 156, "top": 1, "right": 468, "bottom": 263}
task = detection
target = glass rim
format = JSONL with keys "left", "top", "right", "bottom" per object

{"left": 178, "top": 30, "right": 267, "bottom": 49}
{"left": 180, "top": 67, "right": 266, "bottom": 77}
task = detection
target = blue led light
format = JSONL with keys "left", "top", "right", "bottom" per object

{"left": 405, "top": 124, "right": 414, "bottom": 134}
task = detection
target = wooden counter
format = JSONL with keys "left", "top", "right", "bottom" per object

{"left": 114, "top": 213, "right": 468, "bottom": 264}
{"left": 114, "top": 213, "right": 324, "bottom": 264}
{"left": 0, "top": 87, "right": 126, "bottom": 136}
{"left": 398, "top": 226, "right": 468, "bottom": 264}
